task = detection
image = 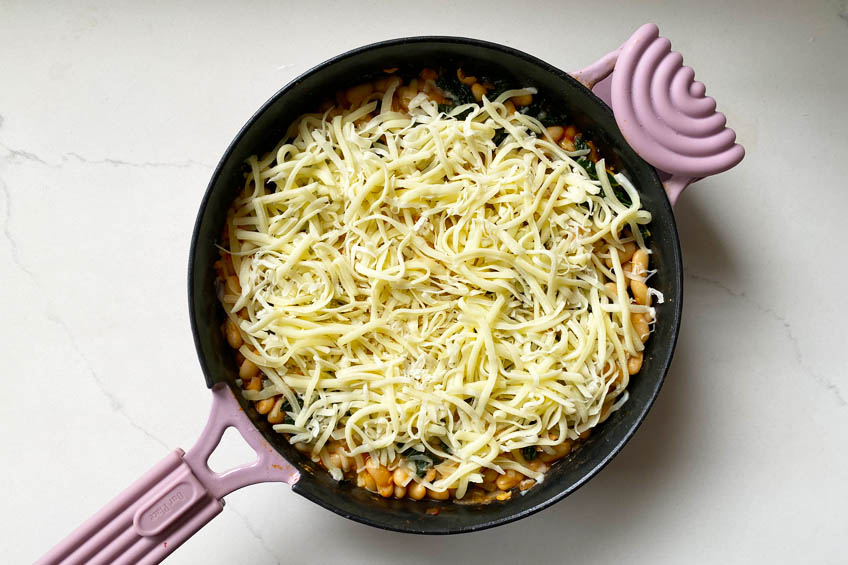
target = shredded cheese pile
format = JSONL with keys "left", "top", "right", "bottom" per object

{"left": 220, "top": 85, "right": 654, "bottom": 498}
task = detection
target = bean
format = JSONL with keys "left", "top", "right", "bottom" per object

{"left": 394, "top": 485, "right": 407, "bottom": 498}
{"left": 419, "top": 68, "right": 438, "bottom": 81}
{"left": 632, "top": 313, "right": 650, "bottom": 342}
{"left": 398, "top": 86, "right": 416, "bottom": 108}
{"left": 428, "top": 89, "right": 448, "bottom": 104}
{"left": 605, "top": 282, "right": 618, "bottom": 297}
{"left": 345, "top": 83, "right": 373, "bottom": 107}
{"left": 239, "top": 359, "right": 259, "bottom": 380}
{"left": 375, "top": 76, "right": 401, "bottom": 93}
{"left": 503, "top": 100, "right": 516, "bottom": 115}
{"left": 378, "top": 484, "right": 394, "bottom": 498}
{"left": 364, "top": 472, "right": 377, "bottom": 491}
{"left": 628, "top": 351, "right": 644, "bottom": 375}
{"left": 621, "top": 241, "right": 637, "bottom": 262}
{"left": 632, "top": 279, "right": 650, "bottom": 306}
{"left": 481, "top": 468, "right": 499, "bottom": 492}
{"left": 456, "top": 68, "right": 477, "bottom": 85}
{"left": 365, "top": 458, "right": 392, "bottom": 487}
{"left": 335, "top": 451, "right": 351, "bottom": 472}
{"left": 588, "top": 140, "right": 599, "bottom": 161}
{"left": 294, "top": 442, "right": 311, "bottom": 454}
{"left": 604, "top": 241, "right": 637, "bottom": 268}
{"left": 267, "top": 397, "right": 286, "bottom": 424}
{"left": 328, "top": 453, "right": 342, "bottom": 469}
{"left": 496, "top": 469, "right": 522, "bottom": 491}
{"left": 393, "top": 467, "right": 411, "bottom": 487}
{"left": 540, "top": 440, "right": 573, "bottom": 463}
{"left": 225, "top": 319, "right": 242, "bottom": 349}
{"left": 559, "top": 137, "right": 575, "bottom": 151}
{"left": 373, "top": 77, "right": 389, "bottom": 91}
{"left": 623, "top": 260, "right": 635, "bottom": 279}
{"left": 427, "top": 488, "right": 450, "bottom": 500}
{"left": 545, "top": 126, "right": 565, "bottom": 142}
{"left": 519, "top": 479, "right": 536, "bottom": 491}
{"left": 226, "top": 275, "right": 240, "bottom": 295}
{"left": 600, "top": 398, "right": 615, "bottom": 422}
{"left": 526, "top": 459, "right": 548, "bottom": 473}
{"left": 255, "top": 397, "right": 275, "bottom": 415}
{"left": 511, "top": 93, "right": 533, "bottom": 107}
{"left": 564, "top": 125, "right": 577, "bottom": 140}
{"left": 632, "top": 249, "right": 649, "bottom": 276}
{"left": 408, "top": 482, "right": 427, "bottom": 500}
{"left": 607, "top": 369, "right": 623, "bottom": 390}
{"left": 424, "top": 468, "right": 437, "bottom": 482}
{"left": 244, "top": 376, "right": 261, "bottom": 391}
{"left": 471, "top": 83, "right": 487, "bottom": 101}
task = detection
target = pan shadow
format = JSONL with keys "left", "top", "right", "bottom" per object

{"left": 305, "top": 191, "right": 738, "bottom": 564}
{"left": 673, "top": 183, "right": 742, "bottom": 288}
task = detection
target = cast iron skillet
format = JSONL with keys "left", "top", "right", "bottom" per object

{"left": 188, "top": 36, "right": 683, "bottom": 535}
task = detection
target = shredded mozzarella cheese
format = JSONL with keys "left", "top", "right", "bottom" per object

{"left": 219, "top": 88, "right": 653, "bottom": 495}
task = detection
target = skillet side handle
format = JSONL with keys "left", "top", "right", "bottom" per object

{"left": 572, "top": 23, "right": 745, "bottom": 205}
{"left": 182, "top": 382, "right": 300, "bottom": 500}
{"left": 571, "top": 47, "right": 621, "bottom": 90}
{"left": 36, "top": 384, "right": 299, "bottom": 565}
{"left": 662, "top": 176, "right": 695, "bottom": 207}
{"left": 35, "top": 450, "right": 223, "bottom": 565}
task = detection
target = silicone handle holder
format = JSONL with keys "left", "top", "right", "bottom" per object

{"left": 571, "top": 23, "right": 744, "bottom": 204}
{"left": 36, "top": 384, "right": 298, "bottom": 565}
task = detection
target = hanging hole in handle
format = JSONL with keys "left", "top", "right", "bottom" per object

{"left": 206, "top": 425, "right": 259, "bottom": 474}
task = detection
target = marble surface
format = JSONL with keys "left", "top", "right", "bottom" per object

{"left": 2, "top": 1, "right": 847, "bottom": 563}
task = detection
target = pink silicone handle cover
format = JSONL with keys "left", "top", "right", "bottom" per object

{"left": 571, "top": 23, "right": 745, "bottom": 204}
{"left": 37, "top": 383, "right": 299, "bottom": 565}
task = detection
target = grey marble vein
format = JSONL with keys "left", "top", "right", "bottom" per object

{"left": 1, "top": 178, "right": 37, "bottom": 280}
{"left": 686, "top": 270, "right": 846, "bottom": 407}
{"left": 0, "top": 142, "right": 213, "bottom": 170}
{"left": 227, "top": 505, "right": 283, "bottom": 565}
{"left": 1, "top": 178, "right": 170, "bottom": 448}
{"left": 0, "top": 142, "right": 49, "bottom": 166}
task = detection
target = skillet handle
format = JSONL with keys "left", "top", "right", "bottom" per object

{"left": 570, "top": 23, "right": 744, "bottom": 205}
{"left": 36, "top": 384, "right": 298, "bottom": 565}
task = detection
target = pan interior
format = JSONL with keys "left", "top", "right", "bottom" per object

{"left": 188, "top": 37, "right": 683, "bottom": 534}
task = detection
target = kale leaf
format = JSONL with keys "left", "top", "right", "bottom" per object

{"left": 522, "top": 446, "right": 538, "bottom": 461}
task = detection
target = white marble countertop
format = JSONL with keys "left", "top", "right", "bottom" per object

{"left": 2, "top": 2, "right": 847, "bottom": 564}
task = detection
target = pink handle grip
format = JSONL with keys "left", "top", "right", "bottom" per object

{"left": 571, "top": 23, "right": 745, "bottom": 205}
{"left": 37, "top": 384, "right": 299, "bottom": 565}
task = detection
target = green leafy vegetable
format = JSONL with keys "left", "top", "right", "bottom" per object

{"left": 435, "top": 70, "right": 475, "bottom": 107}
{"left": 281, "top": 399, "right": 294, "bottom": 425}
{"left": 522, "top": 446, "right": 538, "bottom": 461}
{"left": 402, "top": 449, "right": 436, "bottom": 477}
